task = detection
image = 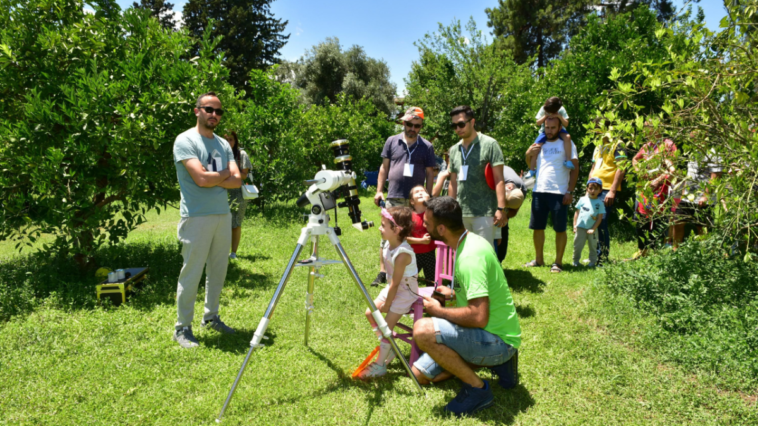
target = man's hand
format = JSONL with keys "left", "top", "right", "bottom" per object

{"left": 526, "top": 143, "right": 542, "bottom": 158}
{"left": 573, "top": 226, "right": 578, "bottom": 233}
{"left": 494, "top": 209, "right": 507, "bottom": 227}
{"left": 422, "top": 295, "right": 442, "bottom": 316}
{"left": 563, "top": 193, "right": 573, "bottom": 205}
{"left": 374, "top": 192, "right": 385, "bottom": 207}
{"left": 587, "top": 229, "right": 595, "bottom": 235}
{"left": 698, "top": 195, "right": 708, "bottom": 208}
{"left": 604, "top": 189, "right": 616, "bottom": 206}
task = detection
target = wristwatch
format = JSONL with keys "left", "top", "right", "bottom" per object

{"left": 497, "top": 207, "right": 505, "bottom": 211}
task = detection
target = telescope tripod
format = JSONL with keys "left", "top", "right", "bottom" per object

{"left": 216, "top": 218, "right": 424, "bottom": 422}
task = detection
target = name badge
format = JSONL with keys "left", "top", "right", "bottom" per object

{"left": 404, "top": 163, "right": 414, "bottom": 177}
{"left": 459, "top": 165, "right": 469, "bottom": 181}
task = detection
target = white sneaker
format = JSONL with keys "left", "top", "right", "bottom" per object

{"left": 358, "top": 362, "right": 387, "bottom": 379}
{"left": 229, "top": 253, "right": 237, "bottom": 260}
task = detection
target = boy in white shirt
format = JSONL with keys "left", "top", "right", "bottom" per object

{"left": 525, "top": 96, "right": 574, "bottom": 179}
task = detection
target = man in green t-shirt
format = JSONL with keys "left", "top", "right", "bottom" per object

{"left": 171, "top": 92, "right": 242, "bottom": 348}
{"left": 412, "top": 196, "right": 522, "bottom": 417}
{"left": 447, "top": 106, "right": 509, "bottom": 245}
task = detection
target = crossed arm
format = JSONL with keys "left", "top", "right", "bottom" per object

{"left": 182, "top": 158, "right": 242, "bottom": 189}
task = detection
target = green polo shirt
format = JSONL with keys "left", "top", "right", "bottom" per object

{"left": 454, "top": 232, "right": 521, "bottom": 348}
{"left": 448, "top": 133, "right": 505, "bottom": 217}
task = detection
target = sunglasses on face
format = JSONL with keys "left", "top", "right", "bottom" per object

{"left": 451, "top": 119, "right": 472, "bottom": 129}
{"left": 199, "top": 105, "right": 224, "bottom": 116}
{"left": 404, "top": 121, "right": 422, "bottom": 129}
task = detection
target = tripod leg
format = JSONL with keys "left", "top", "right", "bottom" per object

{"left": 304, "top": 236, "right": 318, "bottom": 346}
{"left": 330, "top": 234, "right": 424, "bottom": 393}
{"left": 217, "top": 229, "right": 309, "bottom": 422}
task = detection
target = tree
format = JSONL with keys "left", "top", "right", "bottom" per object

{"left": 132, "top": 0, "right": 177, "bottom": 30}
{"left": 275, "top": 38, "right": 397, "bottom": 117}
{"left": 405, "top": 19, "right": 528, "bottom": 151}
{"left": 0, "top": 0, "right": 238, "bottom": 269}
{"left": 183, "top": 0, "right": 289, "bottom": 93}
{"left": 486, "top": 0, "right": 678, "bottom": 68}
{"left": 485, "top": 0, "right": 596, "bottom": 68}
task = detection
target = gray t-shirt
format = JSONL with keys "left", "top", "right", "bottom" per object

{"left": 381, "top": 133, "right": 436, "bottom": 199}
{"left": 502, "top": 166, "right": 526, "bottom": 192}
{"left": 173, "top": 129, "right": 234, "bottom": 217}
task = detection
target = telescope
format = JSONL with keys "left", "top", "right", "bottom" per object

{"left": 296, "top": 139, "right": 373, "bottom": 232}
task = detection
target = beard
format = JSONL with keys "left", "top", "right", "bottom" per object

{"left": 427, "top": 226, "right": 443, "bottom": 241}
{"left": 404, "top": 129, "right": 418, "bottom": 140}
{"left": 202, "top": 117, "right": 219, "bottom": 129}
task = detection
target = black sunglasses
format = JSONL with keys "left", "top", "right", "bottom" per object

{"left": 199, "top": 105, "right": 224, "bottom": 116}
{"left": 451, "top": 118, "right": 472, "bottom": 129}
{"left": 404, "top": 121, "right": 422, "bottom": 129}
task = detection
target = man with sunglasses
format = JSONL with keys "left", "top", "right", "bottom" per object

{"left": 447, "top": 105, "right": 509, "bottom": 246}
{"left": 371, "top": 106, "right": 436, "bottom": 286}
{"left": 171, "top": 92, "right": 241, "bottom": 348}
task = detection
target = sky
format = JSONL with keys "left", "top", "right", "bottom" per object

{"left": 114, "top": 0, "right": 728, "bottom": 95}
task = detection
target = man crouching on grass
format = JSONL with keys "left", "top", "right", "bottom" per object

{"left": 412, "top": 196, "right": 521, "bottom": 417}
{"left": 171, "top": 92, "right": 241, "bottom": 348}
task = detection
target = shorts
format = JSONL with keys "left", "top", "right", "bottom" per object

{"left": 535, "top": 128, "right": 569, "bottom": 145}
{"left": 675, "top": 201, "right": 714, "bottom": 226}
{"left": 529, "top": 192, "right": 569, "bottom": 232}
{"left": 413, "top": 317, "right": 517, "bottom": 380}
{"left": 374, "top": 276, "right": 419, "bottom": 314}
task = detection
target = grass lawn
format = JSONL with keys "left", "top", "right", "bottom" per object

{"left": 0, "top": 196, "right": 755, "bottom": 425}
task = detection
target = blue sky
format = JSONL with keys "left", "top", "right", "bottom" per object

{"left": 113, "top": 0, "right": 727, "bottom": 95}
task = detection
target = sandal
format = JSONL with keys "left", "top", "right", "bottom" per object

{"left": 524, "top": 260, "right": 544, "bottom": 268}
{"left": 550, "top": 263, "right": 563, "bottom": 273}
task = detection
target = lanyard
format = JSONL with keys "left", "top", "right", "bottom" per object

{"left": 460, "top": 144, "right": 474, "bottom": 165}
{"left": 404, "top": 140, "right": 417, "bottom": 163}
{"left": 449, "top": 230, "right": 468, "bottom": 290}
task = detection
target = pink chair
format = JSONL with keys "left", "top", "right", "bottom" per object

{"left": 393, "top": 241, "right": 457, "bottom": 366}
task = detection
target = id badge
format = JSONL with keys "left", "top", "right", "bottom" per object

{"left": 213, "top": 154, "right": 223, "bottom": 172}
{"left": 459, "top": 165, "right": 469, "bottom": 181}
{"left": 403, "top": 163, "right": 414, "bottom": 177}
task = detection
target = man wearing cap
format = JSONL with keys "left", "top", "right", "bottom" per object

{"left": 447, "top": 105, "right": 508, "bottom": 245}
{"left": 495, "top": 167, "right": 526, "bottom": 263}
{"left": 372, "top": 106, "right": 436, "bottom": 286}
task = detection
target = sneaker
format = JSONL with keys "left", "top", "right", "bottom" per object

{"left": 371, "top": 272, "right": 387, "bottom": 287}
{"left": 445, "top": 380, "right": 494, "bottom": 417}
{"left": 489, "top": 351, "right": 519, "bottom": 389}
{"left": 229, "top": 253, "right": 237, "bottom": 260}
{"left": 357, "top": 362, "right": 387, "bottom": 379}
{"left": 173, "top": 326, "right": 199, "bottom": 348}
{"left": 564, "top": 160, "right": 575, "bottom": 170}
{"left": 524, "top": 169, "right": 536, "bottom": 180}
{"left": 202, "top": 315, "right": 235, "bottom": 334}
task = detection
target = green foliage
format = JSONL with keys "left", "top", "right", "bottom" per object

{"left": 236, "top": 68, "right": 395, "bottom": 204}
{"left": 182, "top": 0, "right": 289, "bottom": 93}
{"left": 600, "top": 238, "right": 758, "bottom": 388}
{"left": 405, "top": 18, "right": 529, "bottom": 152}
{"left": 597, "top": 1, "right": 758, "bottom": 247}
{"left": 275, "top": 37, "right": 397, "bottom": 117}
{"left": 131, "top": 0, "right": 177, "bottom": 30}
{"left": 0, "top": 0, "right": 237, "bottom": 268}
{"left": 485, "top": 0, "right": 595, "bottom": 68}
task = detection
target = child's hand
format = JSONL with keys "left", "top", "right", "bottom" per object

{"left": 587, "top": 229, "right": 595, "bottom": 235}
{"left": 380, "top": 303, "right": 390, "bottom": 314}
{"left": 421, "top": 233, "right": 432, "bottom": 244}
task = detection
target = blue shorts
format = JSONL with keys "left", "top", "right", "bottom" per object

{"left": 413, "top": 317, "right": 517, "bottom": 380}
{"left": 535, "top": 128, "right": 568, "bottom": 145}
{"left": 529, "top": 192, "right": 569, "bottom": 232}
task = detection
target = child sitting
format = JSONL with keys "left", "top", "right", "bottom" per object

{"left": 359, "top": 206, "right": 419, "bottom": 379}
{"left": 572, "top": 178, "right": 606, "bottom": 267}
{"left": 406, "top": 185, "right": 435, "bottom": 282}
{"left": 525, "top": 96, "right": 574, "bottom": 179}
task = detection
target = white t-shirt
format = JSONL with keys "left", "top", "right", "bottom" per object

{"left": 533, "top": 139, "right": 578, "bottom": 195}
{"left": 536, "top": 106, "right": 569, "bottom": 133}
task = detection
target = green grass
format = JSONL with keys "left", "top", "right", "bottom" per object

{"left": 0, "top": 196, "right": 755, "bottom": 425}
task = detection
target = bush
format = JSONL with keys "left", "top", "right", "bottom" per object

{"left": 600, "top": 238, "right": 758, "bottom": 389}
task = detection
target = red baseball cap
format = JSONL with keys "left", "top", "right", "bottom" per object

{"left": 401, "top": 107, "right": 424, "bottom": 121}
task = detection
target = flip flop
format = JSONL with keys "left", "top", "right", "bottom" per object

{"left": 550, "top": 263, "right": 563, "bottom": 273}
{"left": 524, "top": 260, "right": 544, "bottom": 268}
